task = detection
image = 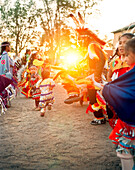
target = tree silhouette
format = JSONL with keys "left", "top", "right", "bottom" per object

{"left": 0, "top": 0, "right": 41, "bottom": 55}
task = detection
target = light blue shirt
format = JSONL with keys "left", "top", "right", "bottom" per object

{"left": 0, "top": 51, "right": 12, "bottom": 79}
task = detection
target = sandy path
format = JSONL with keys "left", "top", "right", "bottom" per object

{"left": 0, "top": 84, "right": 121, "bottom": 170}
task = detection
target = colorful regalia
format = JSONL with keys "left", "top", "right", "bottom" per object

{"left": 86, "top": 55, "right": 129, "bottom": 123}
{"left": 85, "top": 43, "right": 107, "bottom": 122}
{"left": 109, "top": 55, "right": 129, "bottom": 80}
{"left": 62, "top": 12, "right": 107, "bottom": 107}
{"left": 0, "top": 75, "right": 13, "bottom": 112}
{"left": 31, "top": 79, "right": 42, "bottom": 100}
{"left": 103, "top": 66, "right": 135, "bottom": 156}
{"left": 39, "top": 78, "right": 55, "bottom": 108}
{"left": 19, "top": 66, "right": 40, "bottom": 98}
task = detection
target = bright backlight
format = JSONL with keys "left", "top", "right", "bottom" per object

{"left": 66, "top": 53, "right": 78, "bottom": 65}
{"left": 62, "top": 50, "right": 82, "bottom": 69}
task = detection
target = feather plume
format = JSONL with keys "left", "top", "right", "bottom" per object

{"left": 78, "top": 12, "right": 85, "bottom": 26}
{"left": 76, "top": 28, "right": 106, "bottom": 46}
{"left": 68, "top": 14, "right": 80, "bottom": 28}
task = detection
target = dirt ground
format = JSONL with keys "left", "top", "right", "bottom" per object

{"left": 0, "top": 84, "right": 121, "bottom": 170}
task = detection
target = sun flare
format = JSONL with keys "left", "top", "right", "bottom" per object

{"left": 60, "top": 49, "right": 82, "bottom": 70}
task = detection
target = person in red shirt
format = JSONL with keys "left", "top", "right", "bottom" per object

{"left": 107, "top": 33, "right": 134, "bottom": 82}
{"left": 102, "top": 35, "right": 135, "bottom": 170}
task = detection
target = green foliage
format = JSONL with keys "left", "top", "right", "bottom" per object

{"left": 0, "top": 0, "right": 103, "bottom": 59}
{"left": 0, "top": 0, "right": 40, "bottom": 55}
{"left": 74, "top": 0, "right": 102, "bottom": 19}
{"left": 38, "top": 0, "right": 102, "bottom": 63}
{"left": 38, "top": 0, "right": 78, "bottom": 63}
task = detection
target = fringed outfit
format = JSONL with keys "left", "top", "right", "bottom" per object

{"left": 86, "top": 43, "right": 107, "bottom": 123}
{"left": 103, "top": 66, "right": 135, "bottom": 168}
{"left": 86, "top": 55, "right": 129, "bottom": 124}
{"left": 39, "top": 78, "right": 55, "bottom": 109}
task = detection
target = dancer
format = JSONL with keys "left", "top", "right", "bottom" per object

{"left": 29, "top": 65, "right": 41, "bottom": 110}
{"left": 107, "top": 33, "right": 134, "bottom": 82}
{"left": 22, "top": 49, "right": 31, "bottom": 66}
{"left": 0, "top": 41, "right": 13, "bottom": 79}
{"left": 39, "top": 69, "right": 55, "bottom": 117}
{"left": 0, "top": 41, "right": 16, "bottom": 108}
{"left": 101, "top": 37, "right": 135, "bottom": 170}
{"left": 69, "top": 12, "right": 107, "bottom": 124}
{"left": 87, "top": 33, "right": 135, "bottom": 125}
{"left": 20, "top": 65, "right": 40, "bottom": 98}
{"left": 64, "top": 12, "right": 106, "bottom": 109}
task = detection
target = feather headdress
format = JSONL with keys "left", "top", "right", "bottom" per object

{"left": 68, "top": 12, "right": 106, "bottom": 46}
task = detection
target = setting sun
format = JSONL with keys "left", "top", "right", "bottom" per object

{"left": 60, "top": 49, "right": 83, "bottom": 69}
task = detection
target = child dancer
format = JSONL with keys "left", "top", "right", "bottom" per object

{"left": 30, "top": 66, "right": 41, "bottom": 110}
{"left": 107, "top": 33, "right": 134, "bottom": 82}
{"left": 87, "top": 33, "right": 135, "bottom": 125}
{"left": 39, "top": 69, "right": 55, "bottom": 117}
{"left": 102, "top": 37, "right": 135, "bottom": 170}
{"left": 20, "top": 65, "right": 40, "bottom": 98}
